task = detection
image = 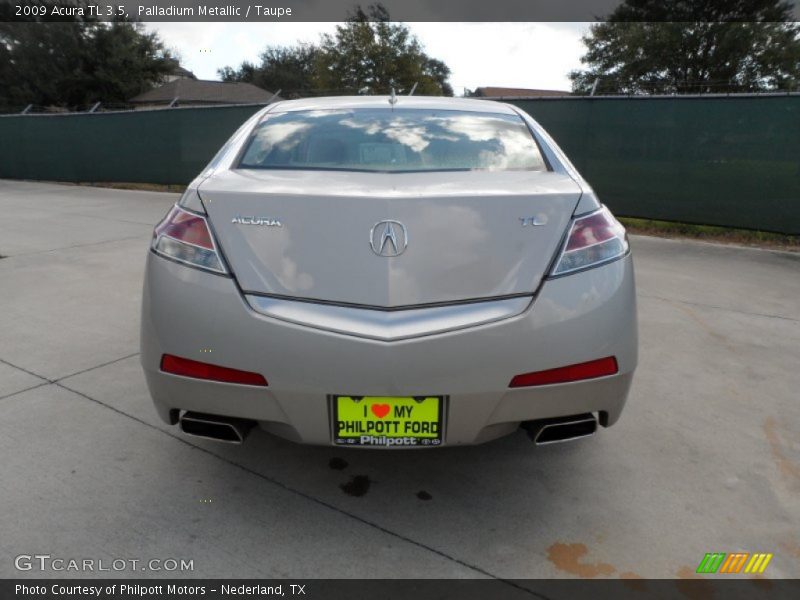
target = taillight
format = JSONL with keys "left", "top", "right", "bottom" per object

{"left": 152, "top": 204, "right": 227, "bottom": 274}
{"left": 551, "top": 206, "right": 628, "bottom": 276}
{"left": 161, "top": 354, "right": 268, "bottom": 386}
{"left": 509, "top": 357, "right": 618, "bottom": 388}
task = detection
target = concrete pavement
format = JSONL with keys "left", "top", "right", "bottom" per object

{"left": 1, "top": 180, "right": 798, "bottom": 581}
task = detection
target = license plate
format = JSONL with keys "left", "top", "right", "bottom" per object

{"left": 331, "top": 396, "right": 444, "bottom": 447}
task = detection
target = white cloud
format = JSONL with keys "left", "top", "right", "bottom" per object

{"left": 147, "top": 22, "right": 338, "bottom": 80}
{"left": 146, "top": 22, "right": 590, "bottom": 93}
{"left": 411, "top": 23, "right": 590, "bottom": 93}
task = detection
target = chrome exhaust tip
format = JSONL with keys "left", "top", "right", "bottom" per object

{"left": 522, "top": 413, "right": 598, "bottom": 446}
{"left": 179, "top": 411, "right": 255, "bottom": 444}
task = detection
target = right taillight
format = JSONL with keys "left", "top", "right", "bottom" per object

{"left": 152, "top": 204, "right": 227, "bottom": 274}
{"left": 551, "top": 206, "right": 628, "bottom": 276}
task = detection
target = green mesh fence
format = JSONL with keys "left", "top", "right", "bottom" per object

{"left": 0, "top": 104, "right": 264, "bottom": 186}
{"left": 0, "top": 96, "right": 798, "bottom": 234}
{"left": 508, "top": 96, "right": 800, "bottom": 234}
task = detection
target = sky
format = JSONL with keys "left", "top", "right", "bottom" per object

{"left": 145, "top": 22, "right": 591, "bottom": 95}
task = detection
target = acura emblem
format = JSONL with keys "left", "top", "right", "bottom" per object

{"left": 370, "top": 220, "right": 408, "bottom": 257}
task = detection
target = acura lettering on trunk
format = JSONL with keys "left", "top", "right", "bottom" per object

{"left": 140, "top": 96, "right": 637, "bottom": 449}
{"left": 231, "top": 215, "right": 282, "bottom": 226}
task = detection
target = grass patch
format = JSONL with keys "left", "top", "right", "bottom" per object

{"left": 78, "top": 181, "right": 186, "bottom": 193}
{"left": 620, "top": 217, "right": 799, "bottom": 251}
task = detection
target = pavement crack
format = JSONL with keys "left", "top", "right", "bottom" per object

{"left": 54, "top": 380, "right": 549, "bottom": 598}
{"left": 639, "top": 293, "right": 800, "bottom": 323}
{"left": 69, "top": 212, "right": 157, "bottom": 226}
{"left": 0, "top": 357, "right": 53, "bottom": 383}
{"left": 55, "top": 352, "right": 140, "bottom": 382}
{"left": 0, "top": 381, "right": 51, "bottom": 402}
{"left": 4, "top": 235, "right": 144, "bottom": 258}
{"left": 0, "top": 352, "right": 140, "bottom": 386}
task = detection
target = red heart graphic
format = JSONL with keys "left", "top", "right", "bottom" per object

{"left": 371, "top": 404, "right": 391, "bottom": 419}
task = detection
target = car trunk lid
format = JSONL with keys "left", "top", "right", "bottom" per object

{"left": 200, "top": 169, "right": 582, "bottom": 307}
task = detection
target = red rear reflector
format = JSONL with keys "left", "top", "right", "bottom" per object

{"left": 509, "top": 357, "right": 618, "bottom": 388}
{"left": 161, "top": 354, "right": 268, "bottom": 386}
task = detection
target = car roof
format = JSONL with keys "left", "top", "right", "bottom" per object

{"left": 265, "top": 95, "right": 519, "bottom": 115}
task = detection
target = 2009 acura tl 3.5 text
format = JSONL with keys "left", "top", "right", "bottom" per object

{"left": 140, "top": 95, "right": 637, "bottom": 448}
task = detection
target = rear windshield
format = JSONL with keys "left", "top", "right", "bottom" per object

{"left": 237, "top": 108, "right": 547, "bottom": 173}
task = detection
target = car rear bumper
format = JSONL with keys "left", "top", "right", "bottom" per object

{"left": 140, "top": 252, "right": 637, "bottom": 446}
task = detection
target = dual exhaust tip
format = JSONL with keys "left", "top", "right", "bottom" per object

{"left": 179, "top": 411, "right": 255, "bottom": 444}
{"left": 522, "top": 413, "right": 598, "bottom": 446}
{"left": 178, "top": 411, "right": 598, "bottom": 446}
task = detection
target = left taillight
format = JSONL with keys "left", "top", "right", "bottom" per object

{"left": 151, "top": 203, "right": 227, "bottom": 274}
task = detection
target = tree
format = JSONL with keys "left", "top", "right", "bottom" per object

{"left": 0, "top": 12, "right": 177, "bottom": 109}
{"left": 570, "top": 0, "right": 800, "bottom": 95}
{"left": 219, "top": 44, "right": 319, "bottom": 98}
{"left": 221, "top": 4, "right": 453, "bottom": 98}
{"left": 83, "top": 22, "right": 178, "bottom": 105}
{"left": 314, "top": 4, "right": 453, "bottom": 96}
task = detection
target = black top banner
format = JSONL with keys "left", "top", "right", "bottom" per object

{"left": 3, "top": 0, "right": 800, "bottom": 22}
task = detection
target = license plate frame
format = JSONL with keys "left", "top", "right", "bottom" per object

{"left": 330, "top": 395, "right": 446, "bottom": 447}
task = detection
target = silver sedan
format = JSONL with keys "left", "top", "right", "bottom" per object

{"left": 140, "top": 96, "right": 637, "bottom": 448}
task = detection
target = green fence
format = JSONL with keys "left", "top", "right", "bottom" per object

{"left": 0, "top": 104, "right": 264, "bottom": 185}
{"left": 0, "top": 96, "right": 798, "bottom": 234}
{"left": 509, "top": 95, "right": 800, "bottom": 235}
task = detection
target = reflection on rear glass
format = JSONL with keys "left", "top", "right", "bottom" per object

{"left": 238, "top": 108, "right": 547, "bottom": 173}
